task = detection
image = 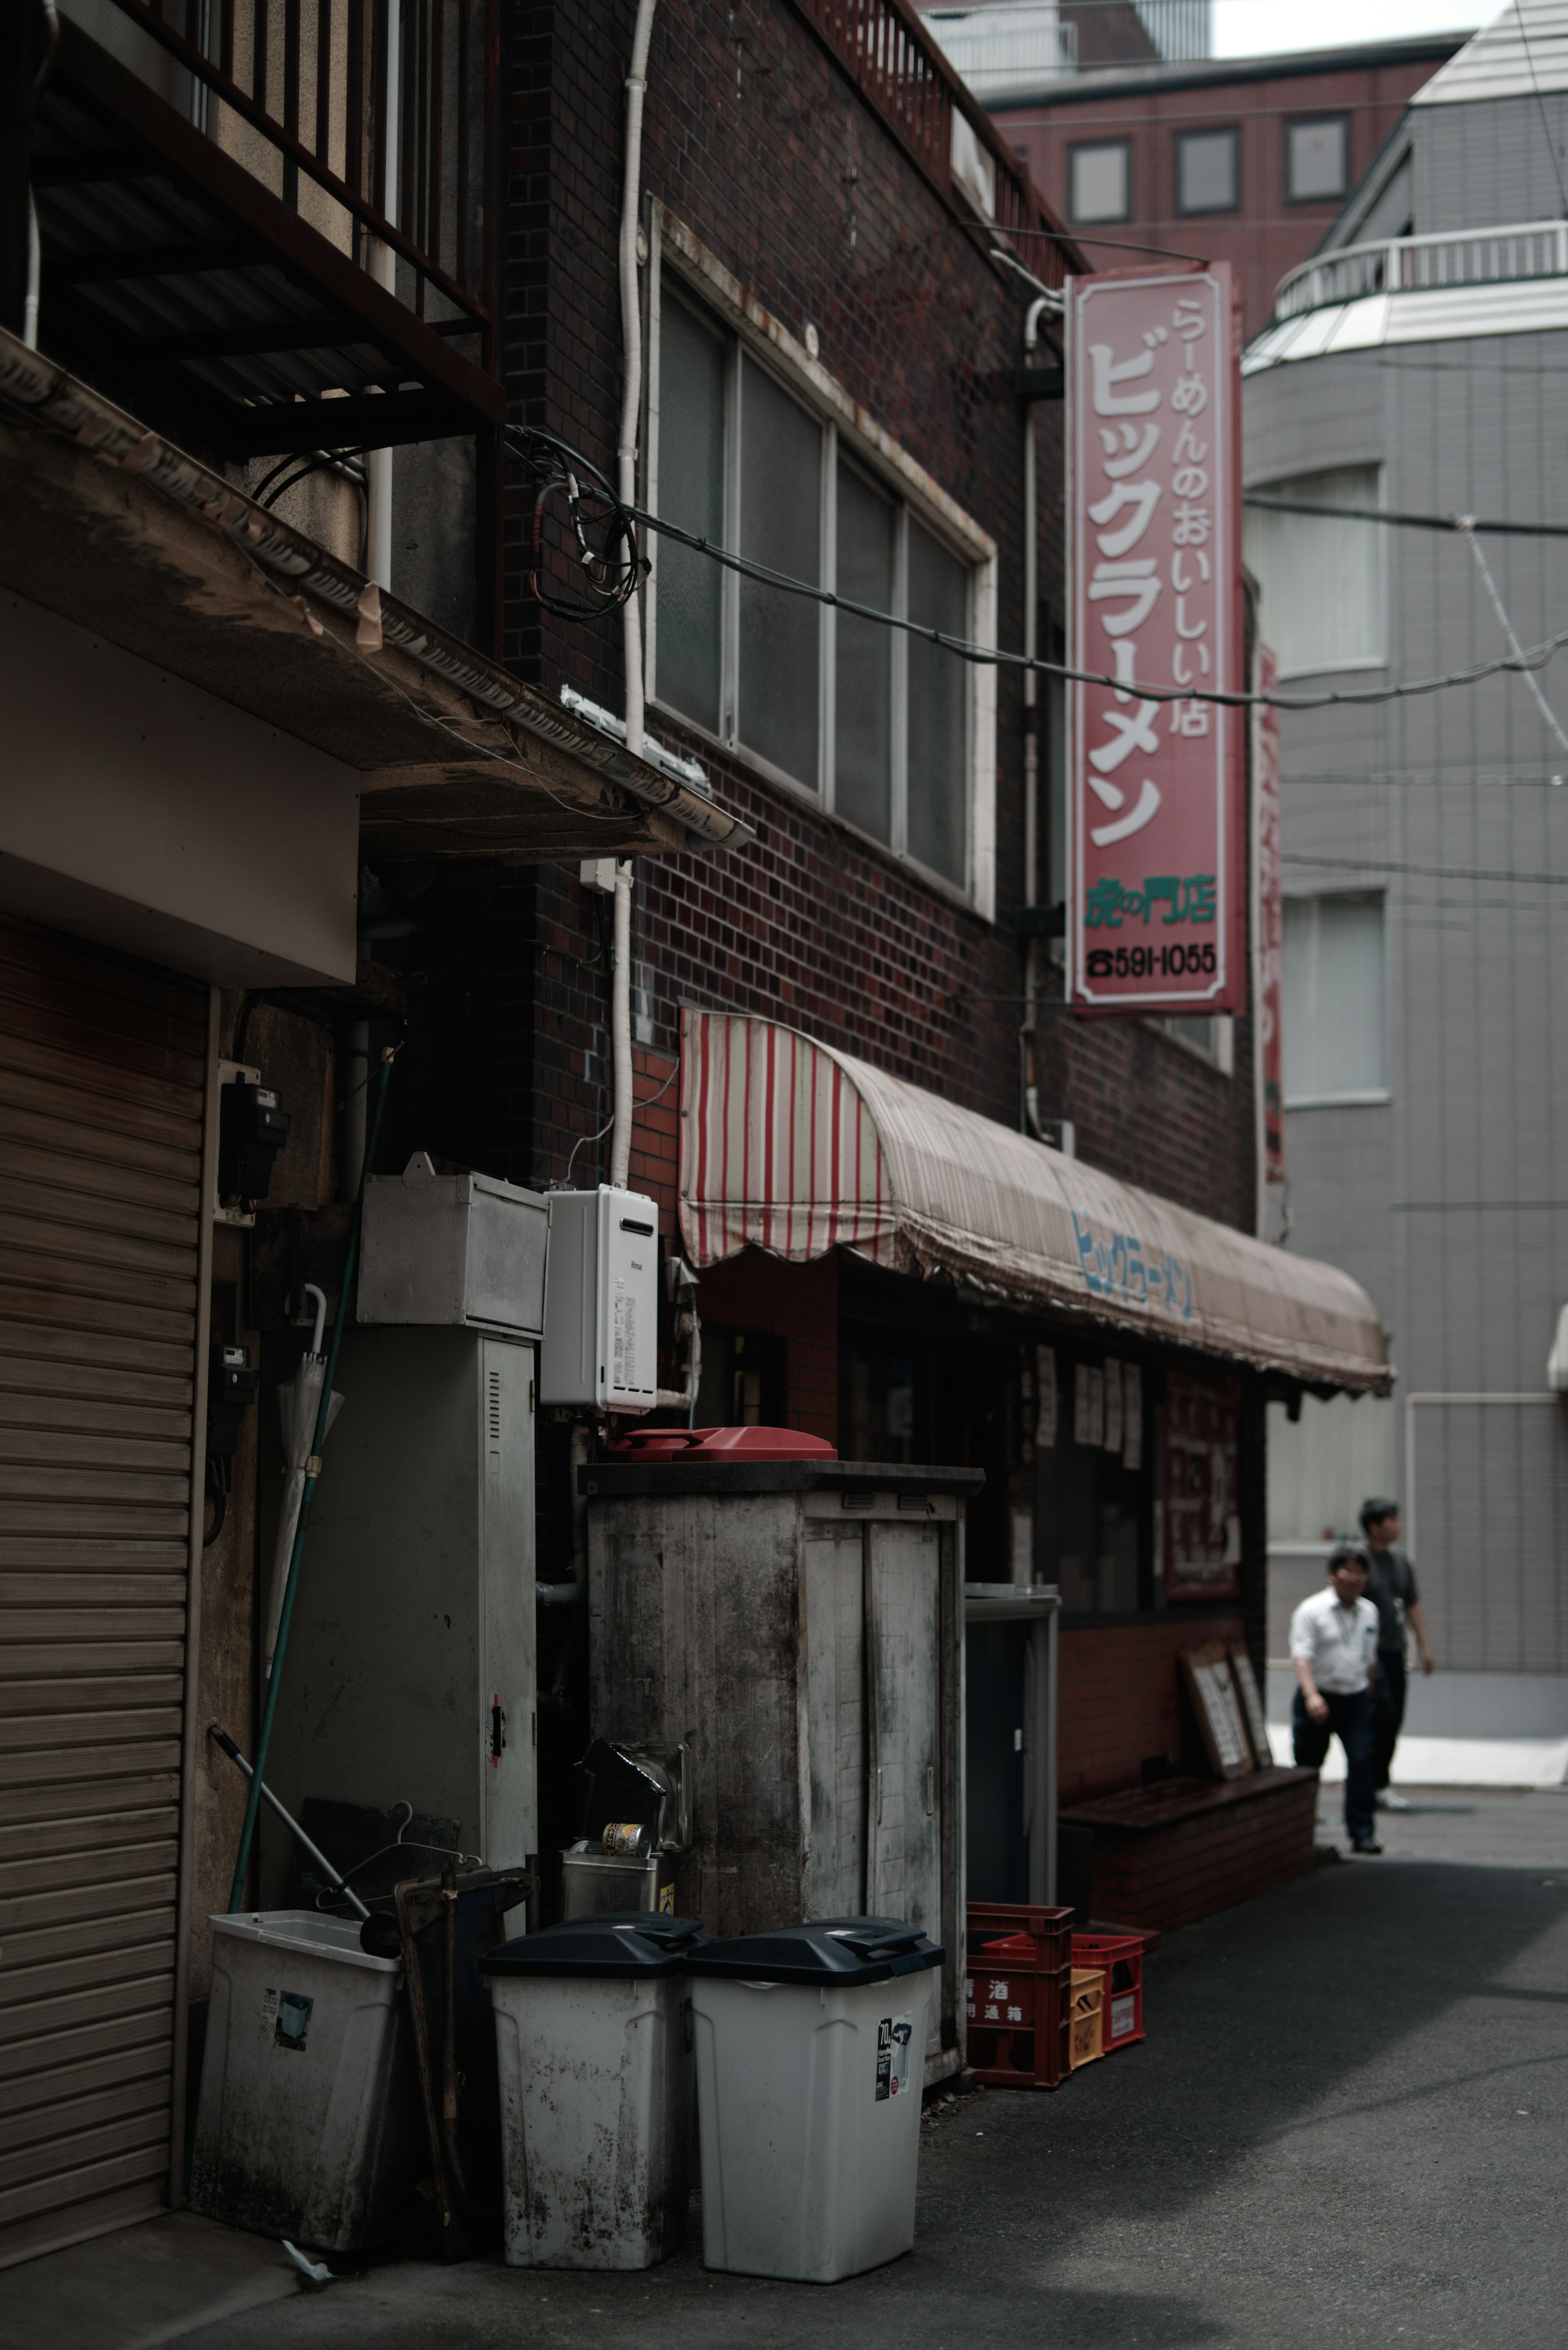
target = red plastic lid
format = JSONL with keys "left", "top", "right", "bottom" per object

{"left": 607, "top": 1425, "right": 838, "bottom": 1462}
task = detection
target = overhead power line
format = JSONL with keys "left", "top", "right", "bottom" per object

{"left": 1244, "top": 495, "right": 1568, "bottom": 541}
{"left": 1282, "top": 854, "right": 1568, "bottom": 886}
{"left": 628, "top": 500, "right": 1568, "bottom": 715}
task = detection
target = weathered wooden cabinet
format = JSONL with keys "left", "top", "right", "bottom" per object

{"left": 584, "top": 1457, "right": 980, "bottom": 2087}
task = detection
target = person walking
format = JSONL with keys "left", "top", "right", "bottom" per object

{"left": 1289, "top": 1543, "right": 1382, "bottom": 1854}
{"left": 1359, "top": 1497, "right": 1436, "bottom": 1813}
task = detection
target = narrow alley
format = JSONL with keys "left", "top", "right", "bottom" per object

{"left": 14, "top": 1790, "right": 1566, "bottom": 2350}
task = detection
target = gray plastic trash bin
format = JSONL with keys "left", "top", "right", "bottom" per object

{"left": 190, "top": 1911, "right": 421, "bottom": 2250}
{"left": 686, "top": 1917, "right": 944, "bottom": 2283}
{"left": 483, "top": 1912, "right": 704, "bottom": 2268}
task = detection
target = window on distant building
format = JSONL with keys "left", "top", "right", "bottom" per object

{"left": 1282, "top": 894, "right": 1388, "bottom": 1106}
{"left": 1287, "top": 116, "right": 1349, "bottom": 203}
{"left": 1069, "top": 140, "right": 1130, "bottom": 224}
{"left": 650, "top": 280, "right": 993, "bottom": 896}
{"left": 1176, "top": 126, "right": 1238, "bottom": 214}
{"left": 1243, "top": 464, "right": 1385, "bottom": 676}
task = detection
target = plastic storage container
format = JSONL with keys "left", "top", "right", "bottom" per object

{"left": 964, "top": 1902, "right": 1075, "bottom": 2091}
{"left": 1071, "top": 1931, "right": 1146, "bottom": 2052}
{"left": 687, "top": 1917, "right": 944, "bottom": 2283}
{"left": 483, "top": 1912, "right": 705, "bottom": 2269}
{"left": 190, "top": 1911, "right": 421, "bottom": 2250}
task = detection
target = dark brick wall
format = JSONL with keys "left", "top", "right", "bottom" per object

{"left": 489, "top": 0, "right": 1259, "bottom": 1234}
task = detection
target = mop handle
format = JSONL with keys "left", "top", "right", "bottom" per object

{"left": 227, "top": 1046, "right": 397, "bottom": 1913}
{"left": 210, "top": 1724, "right": 371, "bottom": 1921}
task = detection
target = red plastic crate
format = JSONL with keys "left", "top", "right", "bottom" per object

{"left": 964, "top": 1903, "right": 1076, "bottom": 2089}
{"left": 1071, "top": 1931, "right": 1145, "bottom": 2052}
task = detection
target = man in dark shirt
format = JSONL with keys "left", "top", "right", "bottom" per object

{"left": 1359, "top": 1498, "right": 1437, "bottom": 1810}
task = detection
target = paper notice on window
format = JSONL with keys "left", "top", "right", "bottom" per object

{"left": 1036, "top": 1346, "right": 1058, "bottom": 1448}
{"left": 1087, "top": 1367, "right": 1105, "bottom": 1448}
{"left": 1123, "top": 1364, "right": 1143, "bottom": 1470}
{"left": 1011, "top": 1507, "right": 1033, "bottom": 1585}
{"left": 1073, "top": 1364, "right": 1091, "bottom": 1446}
{"left": 1104, "top": 1360, "right": 1124, "bottom": 1454}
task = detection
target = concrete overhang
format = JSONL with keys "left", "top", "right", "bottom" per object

{"left": 0, "top": 330, "right": 755, "bottom": 878}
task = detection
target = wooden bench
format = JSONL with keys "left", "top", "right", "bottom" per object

{"left": 1059, "top": 1767, "right": 1319, "bottom": 1933}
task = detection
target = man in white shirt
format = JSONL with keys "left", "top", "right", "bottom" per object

{"left": 1289, "top": 1543, "right": 1381, "bottom": 1854}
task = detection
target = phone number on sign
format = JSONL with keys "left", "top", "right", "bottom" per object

{"left": 1086, "top": 941, "right": 1217, "bottom": 980}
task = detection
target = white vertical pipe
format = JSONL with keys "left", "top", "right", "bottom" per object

{"left": 618, "top": 0, "right": 658, "bottom": 762}
{"left": 366, "top": 0, "right": 401, "bottom": 590}
{"left": 1021, "top": 294, "right": 1050, "bottom": 1139}
{"left": 609, "top": 0, "right": 658, "bottom": 1197}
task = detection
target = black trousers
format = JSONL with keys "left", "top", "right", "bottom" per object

{"left": 1292, "top": 1686, "right": 1375, "bottom": 1844}
{"left": 1373, "top": 1652, "right": 1408, "bottom": 1790}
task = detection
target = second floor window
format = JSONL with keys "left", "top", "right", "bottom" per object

{"left": 651, "top": 290, "right": 978, "bottom": 891}
{"left": 1282, "top": 893, "right": 1388, "bottom": 1106}
{"left": 1244, "top": 464, "right": 1386, "bottom": 677}
{"left": 1176, "top": 127, "right": 1239, "bottom": 215}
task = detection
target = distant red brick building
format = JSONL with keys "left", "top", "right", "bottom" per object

{"left": 992, "top": 35, "right": 1467, "bottom": 338}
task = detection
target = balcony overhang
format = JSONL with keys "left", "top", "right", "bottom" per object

{"left": 36, "top": 16, "right": 501, "bottom": 458}
{"left": 0, "top": 332, "right": 755, "bottom": 867}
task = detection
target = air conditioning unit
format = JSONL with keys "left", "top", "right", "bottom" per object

{"left": 540, "top": 1186, "right": 660, "bottom": 1413}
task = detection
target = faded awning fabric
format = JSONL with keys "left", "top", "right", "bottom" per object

{"left": 678, "top": 1011, "right": 1390, "bottom": 1395}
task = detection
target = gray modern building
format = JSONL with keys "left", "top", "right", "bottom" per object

{"left": 1243, "top": 0, "right": 1568, "bottom": 1751}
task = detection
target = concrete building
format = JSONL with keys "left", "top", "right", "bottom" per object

{"left": 1243, "top": 0, "right": 1568, "bottom": 1754}
{"left": 989, "top": 35, "right": 1468, "bottom": 339}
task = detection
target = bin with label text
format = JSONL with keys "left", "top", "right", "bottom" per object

{"left": 686, "top": 1917, "right": 943, "bottom": 2283}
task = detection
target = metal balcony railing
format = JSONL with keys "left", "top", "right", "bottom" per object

{"left": 1274, "top": 219, "right": 1568, "bottom": 322}
{"left": 795, "top": 0, "right": 1072, "bottom": 284}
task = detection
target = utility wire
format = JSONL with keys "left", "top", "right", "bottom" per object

{"left": 1282, "top": 853, "right": 1568, "bottom": 885}
{"left": 1244, "top": 493, "right": 1568, "bottom": 540}
{"left": 630, "top": 501, "right": 1568, "bottom": 713}
{"left": 1457, "top": 515, "right": 1568, "bottom": 759}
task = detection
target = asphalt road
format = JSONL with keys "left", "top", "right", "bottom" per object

{"left": 15, "top": 1789, "right": 1568, "bottom": 2350}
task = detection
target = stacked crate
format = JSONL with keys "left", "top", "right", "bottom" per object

{"left": 963, "top": 1903, "right": 1074, "bottom": 2090}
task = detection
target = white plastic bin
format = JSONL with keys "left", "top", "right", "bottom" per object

{"left": 687, "top": 1917, "right": 944, "bottom": 2283}
{"left": 483, "top": 1912, "right": 703, "bottom": 2268}
{"left": 190, "top": 1911, "right": 421, "bottom": 2250}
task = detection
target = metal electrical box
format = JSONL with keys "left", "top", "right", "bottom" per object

{"left": 539, "top": 1186, "right": 659, "bottom": 1413}
{"left": 265, "top": 1326, "right": 537, "bottom": 1895}
{"left": 360, "top": 1154, "right": 549, "bottom": 1336}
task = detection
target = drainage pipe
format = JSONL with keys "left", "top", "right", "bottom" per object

{"left": 1020, "top": 292, "right": 1052, "bottom": 1141}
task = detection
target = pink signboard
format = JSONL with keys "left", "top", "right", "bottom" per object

{"left": 1066, "top": 265, "right": 1244, "bottom": 1014}
{"left": 1256, "top": 646, "right": 1285, "bottom": 1182}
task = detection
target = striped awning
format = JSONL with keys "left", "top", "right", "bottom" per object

{"left": 678, "top": 1010, "right": 1390, "bottom": 1394}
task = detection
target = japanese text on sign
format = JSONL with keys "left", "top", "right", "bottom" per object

{"left": 1067, "top": 269, "right": 1242, "bottom": 1013}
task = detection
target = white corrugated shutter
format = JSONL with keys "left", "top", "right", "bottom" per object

{"left": 0, "top": 919, "right": 206, "bottom": 2267}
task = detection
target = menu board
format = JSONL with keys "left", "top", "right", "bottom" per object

{"left": 1164, "top": 1367, "right": 1241, "bottom": 1600}
{"left": 1179, "top": 1642, "right": 1253, "bottom": 1779}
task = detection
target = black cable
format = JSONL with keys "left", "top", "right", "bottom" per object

{"left": 507, "top": 426, "right": 647, "bottom": 622}
{"left": 1244, "top": 493, "right": 1568, "bottom": 541}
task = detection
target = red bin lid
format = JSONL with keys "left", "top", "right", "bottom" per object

{"left": 606, "top": 1425, "right": 837, "bottom": 1462}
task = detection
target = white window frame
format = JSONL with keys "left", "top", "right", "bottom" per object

{"left": 1281, "top": 890, "right": 1390, "bottom": 1108}
{"left": 646, "top": 203, "right": 997, "bottom": 919}
{"left": 1243, "top": 462, "right": 1387, "bottom": 680}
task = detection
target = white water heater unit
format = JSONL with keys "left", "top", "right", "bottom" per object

{"left": 539, "top": 1186, "right": 660, "bottom": 1413}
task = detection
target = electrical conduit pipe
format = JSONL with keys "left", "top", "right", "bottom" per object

{"left": 609, "top": 0, "right": 658, "bottom": 1195}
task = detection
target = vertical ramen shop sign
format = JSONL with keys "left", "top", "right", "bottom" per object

{"left": 1066, "top": 265, "right": 1245, "bottom": 1014}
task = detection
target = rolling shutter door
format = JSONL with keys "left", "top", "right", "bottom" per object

{"left": 0, "top": 920, "right": 207, "bottom": 2268}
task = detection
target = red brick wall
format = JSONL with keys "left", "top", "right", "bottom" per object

{"left": 1058, "top": 1614, "right": 1245, "bottom": 1803}
{"left": 497, "top": 0, "right": 1261, "bottom": 1240}
{"left": 995, "top": 45, "right": 1462, "bottom": 343}
{"left": 684, "top": 1246, "right": 839, "bottom": 1445}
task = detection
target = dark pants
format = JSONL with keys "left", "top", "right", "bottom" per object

{"left": 1293, "top": 1686, "right": 1376, "bottom": 1844}
{"left": 1373, "top": 1652, "right": 1408, "bottom": 1790}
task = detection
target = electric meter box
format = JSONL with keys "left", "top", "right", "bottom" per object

{"left": 359, "top": 1154, "right": 549, "bottom": 1337}
{"left": 539, "top": 1186, "right": 659, "bottom": 1413}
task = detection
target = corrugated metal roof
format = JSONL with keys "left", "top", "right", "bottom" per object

{"left": 1412, "top": 0, "right": 1568, "bottom": 105}
{"left": 1244, "top": 274, "right": 1568, "bottom": 369}
{"left": 679, "top": 1010, "right": 1391, "bottom": 1393}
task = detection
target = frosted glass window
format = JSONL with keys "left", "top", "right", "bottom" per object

{"left": 834, "top": 462, "right": 894, "bottom": 844}
{"left": 1070, "top": 141, "right": 1129, "bottom": 224}
{"left": 1177, "top": 128, "right": 1238, "bottom": 215}
{"left": 649, "top": 291, "right": 983, "bottom": 892}
{"left": 655, "top": 300, "right": 726, "bottom": 735}
{"left": 1287, "top": 116, "right": 1348, "bottom": 203}
{"left": 1243, "top": 466, "right": 1385, "bottom": 677}
{"left": 739, "top": 357, "right": 821, "bottom": 789}
{"left": 906, "top": 523, "right": 969, "bottom": 885}
{"left": 1282, "top": 894, "right": 1387, "bottom": 1104}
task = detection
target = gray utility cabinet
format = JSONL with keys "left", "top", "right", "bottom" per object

{"left": 265, "top": 1326, "right": 537, "bottom": 1901}
{"left": 584, "top": 1457, "right": 981, "bottom": 2088}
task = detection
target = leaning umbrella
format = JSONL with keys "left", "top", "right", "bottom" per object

{"left": 263, "top": 1280, "right": 345, "bottom": 1680}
